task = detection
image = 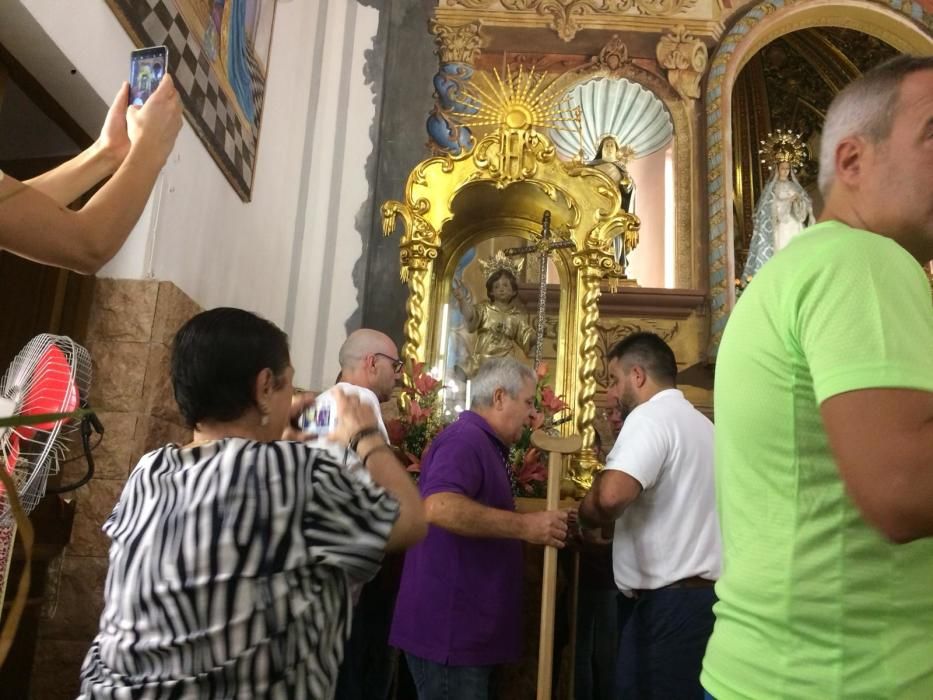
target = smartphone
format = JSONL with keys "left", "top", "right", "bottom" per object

{"left": 297, "top": 393, "right": 338, "bottom": 436}
{"left": 129, "top": 46, "right": 168, "bottom": 107}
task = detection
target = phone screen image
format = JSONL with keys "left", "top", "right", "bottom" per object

{"left": 129, "top": 46, "right": 168, "bottom": 107}
{"left": 298, "top": 395, "right": 338, "bottom": 436}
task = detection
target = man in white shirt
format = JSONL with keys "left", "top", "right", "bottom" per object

{"left": 579, "top": 332, "right": 721, "bottom": 699}
{"left": 332, "top": 328, "right": 404, "bottom": 700}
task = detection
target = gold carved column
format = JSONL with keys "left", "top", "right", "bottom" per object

{"left": 568, "top": 225, "right": 636, "bottom": 494}
{"left": 381, "top": 200, "right": 440, "bottom": 366}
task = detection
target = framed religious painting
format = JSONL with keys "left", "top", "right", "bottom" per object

{"left": 105, "top": 0, "right": 277, "bottom": 201}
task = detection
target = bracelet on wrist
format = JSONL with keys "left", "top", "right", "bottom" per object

{"left": 348, "top": 426, "right": 381, "bottom": 453}
{"left": 361, "top": 444, "right": 394, "bottom": 468}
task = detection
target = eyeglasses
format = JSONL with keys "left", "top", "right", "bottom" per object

{"left": 374, "top": 352, "right": 404, "bottom": 373}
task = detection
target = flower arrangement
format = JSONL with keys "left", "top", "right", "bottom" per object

{"left": 385, "top": 361, "right": 570, "bottom": 497}
{"left": 506, "top": 362, "right": 570, "bottom": 497}
{"left": 384, "top": 362, "right": 445, "bottom": 471}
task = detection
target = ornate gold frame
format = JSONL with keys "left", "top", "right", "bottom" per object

{"left": 383, "top": 122, "right": 638, "bottom": 492}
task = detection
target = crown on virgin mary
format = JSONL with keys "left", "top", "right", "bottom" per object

{"left": 478, "top": 251, "right": 524, "bottom": 280}
{"left": 759, "top": 129, "right": 808, "bottom": 169}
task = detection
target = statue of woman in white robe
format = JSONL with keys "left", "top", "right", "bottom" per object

{"left": 741, "top": 160, "right": 815, "bottom": 284}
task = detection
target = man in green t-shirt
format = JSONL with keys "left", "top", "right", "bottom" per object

{"left": 703, "top": 55, "right": 933, "bottom": 699}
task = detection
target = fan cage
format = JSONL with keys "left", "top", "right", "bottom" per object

{"left": 0, "top": 334, "right": 92, "bottom": 526}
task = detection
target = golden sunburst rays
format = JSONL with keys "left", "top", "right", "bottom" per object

{"left": 459, "top": 65, "right": 580, "bottom": 134}
{"left": 759, "top": 129, "right": 809, "bottom": 169}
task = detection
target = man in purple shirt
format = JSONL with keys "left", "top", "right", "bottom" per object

{"left": 390, "top": 357, "right": 569, "bottom": 700}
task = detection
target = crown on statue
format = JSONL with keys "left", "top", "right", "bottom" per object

{"left": 478, "top": 251, "right": 524, "bottom": 280}
{"left": 759, "top": 129, "right": 808, "bottom": 169}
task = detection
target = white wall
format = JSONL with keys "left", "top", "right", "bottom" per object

{"left": 5, "top": 0, "right": 381, "bottom": 390}
{"left": 289, "top": 1, "right": 381, "bottom": 389}
{"left": 626, "top": 146, "right": 668, "bottom": 288}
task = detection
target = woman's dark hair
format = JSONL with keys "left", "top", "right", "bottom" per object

{"left": 485, "top": 269, "right": 519, "bottom": 302}
{"left": 171, "top": 307, "right": 290, "bottom": 428}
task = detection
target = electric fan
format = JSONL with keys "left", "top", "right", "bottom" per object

{"left": 0, "top": 334, "right": 94, "bottom": 663}
{"left": 0, "top": 334, "right": 92, "bottom": 524}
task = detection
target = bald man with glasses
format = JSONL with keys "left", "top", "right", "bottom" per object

{"left": 332, "top": 329, "right": 408, "bottom": 700}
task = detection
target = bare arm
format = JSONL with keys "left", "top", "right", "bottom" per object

{"left": 356, "top": 433, "right": 427, "bottom": 551}
{"left": 25, "top": 145, "right": 119, "bottom": 206}
{"left": 24, "top": 84, "right": 131, "bottom": 205}
{"left": 0, "top": 147, "right": 164, "bottom": 273}
{"left": 425, "top": 492, "right": 567, "bottom": 548}
{"left": 821, "top": 388, "right": 933, "bottom": 543}
{"left": 579, "top": 469, "right": 642, "bottom": 527}
{"left": 0, "top": 77, "right": 181, "bottom": 274}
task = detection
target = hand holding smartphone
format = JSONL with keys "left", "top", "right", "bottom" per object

{"left": 297, "top": 393, "right": 339, "bottom": 436}
{"left": 129, "top": 46, "right": 169, "bottom": 107}
{"left": 294, "top": 387, "right": 382, "bottom": 446}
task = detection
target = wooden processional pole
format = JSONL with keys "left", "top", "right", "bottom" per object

{"left": 508, "top": 211, "right": 581, "bottom": 697}
{"left": 531, "top": 430, "right": 582, "bottom": 700}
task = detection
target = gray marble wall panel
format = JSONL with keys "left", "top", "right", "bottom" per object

{"left": 353, "top": 0, "right": 437, "bottom": 350}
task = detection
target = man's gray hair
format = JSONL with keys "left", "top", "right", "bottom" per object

{"left": 470, "top": 357, "right": 537, "bottom": 408}
{"left": 818, "top": 55, "right": 933, "bottom": 196}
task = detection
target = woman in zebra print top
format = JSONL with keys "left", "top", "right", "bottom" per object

{"left": 79, "top": 308, "right": 426, "bottom": 699}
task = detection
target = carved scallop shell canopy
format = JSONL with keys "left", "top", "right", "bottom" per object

{"left": 550, "top": 77, "right": 674, "bottom": 163}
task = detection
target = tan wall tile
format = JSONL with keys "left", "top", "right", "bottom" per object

{"left": 68, "top": 479, "right": 125, "bottom": 557}
{"left": 58, "top": 412, "right": 138, "bottom": 484}
{"left": 37, "top": 554, "right": 108, "bottom": 641}
{"left": 86, "top": 279, "right": 159, "bottom": 343}
{"left": 86, "top": 340, "right": 150, "bottom": 413}
{"left": 29, "top": 639, "right": 88, "bottom": 700}
{"left": 135, "top": 416, "right": 190, "bottom": 456}
{"left": 143, "top": 343, "right": 182, "bottom": 425}
{"left": 152, "top": 281, "right": 201, "bottom": 346}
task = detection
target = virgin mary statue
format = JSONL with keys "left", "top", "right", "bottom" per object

{"left": 741, "top": 131, "right": 816, "bottom": 284}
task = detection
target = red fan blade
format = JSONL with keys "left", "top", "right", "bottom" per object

{"left": 19, "top": 345, "right": 79, "bottom": 438}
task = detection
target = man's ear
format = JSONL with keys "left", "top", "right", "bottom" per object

{"left": 834, "top": 136, "right": 865, "bottom": 188}
{"left": 631, "top": 365, "right": 647, "bottom": 388}
{"left": 493, "top": 386, "right": 506, "bottom": 409}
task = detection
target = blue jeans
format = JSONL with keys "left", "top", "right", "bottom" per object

{"left": 574, "top": 588, "right": 619, "bottom": 700}
{"left": 404, "top": 653, "right": 494, "bottom": 700}
{"left": 616, "top": 587, "right": 717, "bottom": 699}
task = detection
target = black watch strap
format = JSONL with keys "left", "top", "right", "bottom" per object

{"left": 348, "top": 426, "right": 382, "bottom": 453}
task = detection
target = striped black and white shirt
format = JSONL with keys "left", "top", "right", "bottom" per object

{"left": 79, "top": 438, "right": 399, "bottom": 699}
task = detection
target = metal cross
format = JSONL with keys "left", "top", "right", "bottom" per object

{"left": 504, "top": 211, "right": 575, "bottom": 368}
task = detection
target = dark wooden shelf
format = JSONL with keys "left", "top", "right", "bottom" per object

{"left": 517, "top": 283, "right": 707, "bottom": 320}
